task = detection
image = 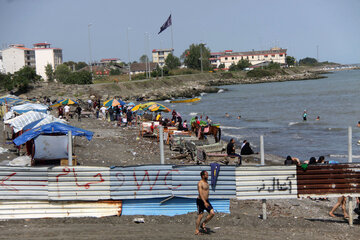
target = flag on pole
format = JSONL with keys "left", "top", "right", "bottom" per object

{"left": 158, "top": 14, "right": 172, "bottom": 34}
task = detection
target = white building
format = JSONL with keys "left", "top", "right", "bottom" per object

{"left": 33, "top": 43, "right": 62, "bottom": 81}
{"left": 2, "top": 44, "right": 35, "bottom": 74}
{"left": 0, "top": 51, "right": 4, "bottom": 73}
{"left": 211, "top": 47, "right": 287, "bottom": 68}
{"left": 152, "top": 48, "right": 174, "bottom": 67}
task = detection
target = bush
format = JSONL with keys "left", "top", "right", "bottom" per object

{"left": 246, "top": 69, "right": 275, "bottom": 78}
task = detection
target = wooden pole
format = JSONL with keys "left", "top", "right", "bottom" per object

{"left": 348, "top": 127, "right": 353, "bottom": 226}
{"left": 260, "top": 135, "right": 267, "bottom": 220}
{"left": 68, "top": 131, "right": 73, "bottom": 166}
{"left": 159, "top": 126, "right": 164, "bottom": 164}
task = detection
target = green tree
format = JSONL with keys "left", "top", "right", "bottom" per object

{"left": 45, "top": 64, "right": 55, "bottom": 82}
{"left": 237, "top": 59, "right": 251, "bottom": 70}
{"left": 286, "top": 56, "right": 295, "bottom": 66}
{"left": 110, "top": 68, "right": 121, "bottom": 75}
{"left": 165, "top": 53, "right": 181, "bottom": 70}
{"left": 0, "top": 73, "right": 14, "bottom": 91}
{"left": 218, "top": 63, "right": 225, "bottom": 69}
{"left": 76, "top": 62, "right": 88, "bottom": 70}
{"left": 55, "top": 64, "right": 71, "bottom": 83}
{"left": 183, "top": 43, "right": 211, "bottom": 70}
{"left": 266, "top": 61, "right": 281, "bottom": 69}
{"left": 12, "top": 66, "right": 41, "bottom": 93}
{"left": 229, "top": 63, "right": 237, "bottom": 71}
{"left": 299, "top": 57, "right": 318, "bottom": 66}
{"left": 68, "top": 71, "right": 92, "bottom": 84}
{"left": 139, "top": 54, "right": 149, "bottom": 63}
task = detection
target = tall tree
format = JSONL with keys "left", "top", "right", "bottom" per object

{"left": 0, "top": 73, "right": 13, "bottom": 91}
{"left": 139, "top": 54, "right": 149, "bottom": 63}
{"left": 183, "top": 43, "right": 211, "bottom": 70}
{"left": 165, "top": 53, "right": 181, "bottom": 69}
{"left": 286, "top": 56, "right": 296, "bottom": 66}
{"left": 45, "top": 64, "right": 55, "bottom": 82}
{"left": 12, "top": 66, "right": 41, "bottom": 93}
{"left": 54, "top": 64, "right": 71, "bottom": 83}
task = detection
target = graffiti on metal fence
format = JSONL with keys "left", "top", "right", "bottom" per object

{"left": 55, "top": 167, "right": 105, "bottom": 190}
{"left": 257, "top": 175, "right": 295, "bottom": 194}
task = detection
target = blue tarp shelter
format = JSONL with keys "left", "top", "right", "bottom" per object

{"left": 13, "top": 122, "right": 93, "bottom": 146}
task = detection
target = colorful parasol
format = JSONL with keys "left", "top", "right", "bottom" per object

{"left": 103, "top": 99, "right": 121, "bottom": 107}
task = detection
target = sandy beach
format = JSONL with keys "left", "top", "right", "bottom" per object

{"left": 1, "top": 113, "right": 360, "bottom": 239}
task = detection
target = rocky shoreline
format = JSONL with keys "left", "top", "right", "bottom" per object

{"left": 3, "top": 68, "right": 327, "bottom": 102}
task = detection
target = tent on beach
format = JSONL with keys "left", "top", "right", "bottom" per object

{"left": 11, "top": 103, "right": 49, "bottom": 114}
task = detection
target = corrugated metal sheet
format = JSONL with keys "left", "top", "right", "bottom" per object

{"left": 297, "top": 163, "right": 360, "bottom": 198}
{"left": 122, "top": 197, "right": 230, "bottom": 216}
{"left": 236, "top": 166, "right": 298, "bottom": 200}
{"left": 172, "top": 165, "right": 236, "bottom": 199}
{"left": 0, "top": 166, "right": 48, "bottom": 200}
{"left": 110, "top": 165, "right": 173, "bottom": 199}
{"left": 48, "top": 166, "right": 110, "bottom": 201}
{"left": 0, "top": 200, "right": 122, "bottom": 219}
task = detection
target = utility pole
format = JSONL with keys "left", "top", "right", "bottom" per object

{"left": 144, "top": 33, "right": 148, "bottom": 78}
{"left": 200, "top": 43, "right": 203, "bottom": 73}
{"left": 316, "top": 45, "right": 319, "bottom": 62}
{"left": 88, "top": 23, "right": 93, "bottom": 74}
{"left": 127, "top": 27, "right": 131, "bottom": 81}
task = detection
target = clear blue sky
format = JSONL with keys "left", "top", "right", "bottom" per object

{"left": 1, "top": 0, "right": 359, "bottom": 64}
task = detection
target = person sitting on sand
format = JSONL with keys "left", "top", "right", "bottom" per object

{"left": 284, "top": 156, "right": 301, "bottom": 166}
{"left": 240, "top": 142, "right": 254, "bottom": 155}
{"left": 227, "top": 138, "right": 242, "bottom": 165}
{"left": 309, "top": 157, "right": 317, "bottom": 165}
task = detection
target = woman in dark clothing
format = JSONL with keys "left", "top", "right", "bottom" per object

{"left": 240, "top": 142, "right": 254, "bottom": 155}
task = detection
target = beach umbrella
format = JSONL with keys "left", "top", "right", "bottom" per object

{"left": 118, "top": 99, "right": 126, "bottom": 106}
{"left": 59, "top": 99, "right": 78, "bottom": 105}
{"left": 149, "top": 104, "right": 171, "bottom": 113}
{"left": 51, "top": 99, "right": 78, "bottom": 107}
{"left": 104, "top": 99, "right": 121, "bottom": 107}
{"left": 127, "top": 102, "right": 135, "bottom": 106}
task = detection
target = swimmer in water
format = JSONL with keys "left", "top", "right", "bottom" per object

{"left": 316, "top": 116, "right": 320, "bottom": 121}
{"left": 303, "top": 110, "right": 307, "bottom": 121}
{"left": 225, "top": 113, "right": 230, "bottom": 118}
{"left": 237, "top": 115, "right": 241, "bottom": 119}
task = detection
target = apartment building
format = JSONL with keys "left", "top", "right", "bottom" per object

{"left": 152, "top": 48, "right": 173, "bottom": 67}
{"left": 33, "top": 43, "right": 62, "bottom": 81}
{"left": 210, "top": 47, "right": 287, "bottom": 68}
{"left": 2, "top": 44, "right": 36, "bottom": 74}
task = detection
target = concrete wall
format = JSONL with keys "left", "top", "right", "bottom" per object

{"left": 221, "top": 53, "right": 286, "bottom": 68}
{"left": 2, "top": 47, "right": 25, "bottom": 74}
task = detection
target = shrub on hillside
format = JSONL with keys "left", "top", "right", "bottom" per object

{"left": 246, "top": 69, "right": 275, "bottom": 78}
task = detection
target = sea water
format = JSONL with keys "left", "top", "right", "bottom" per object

{"left": 163, "top": 70, "right": 360, "bottom": 162}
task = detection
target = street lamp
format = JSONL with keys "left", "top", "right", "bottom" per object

{"left": 88, "top": 23, "right": 93, "bottom": 74}
{"left": 127, "top": 27, "right": 131, "bottom": 81}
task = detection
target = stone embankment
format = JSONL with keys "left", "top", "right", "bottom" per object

{"left": 16, "top": 69, "right": 325, "bottom": 101}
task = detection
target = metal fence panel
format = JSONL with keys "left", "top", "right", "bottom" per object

{"left": 122, "top": 197, "right": 230, "bottom": 216}
{"left": 172, "top": 165, "right": 236, "bottom": 199}
{"left": 297, "top": 163, "right": 360, "bottom": 198}
{"left": 0, "top": 200, "right": 121, "bottom": 219}
{"left": 0, "top": 166, "right": 48, "bottom": 200}
{"left": 236, "top": 166, "right": 298, "bottom": 200}
{"left": 110, "top": 165, "right": 173, "bottom": 200}
{"left": 48, "top": 166, "right": 110, "bottom": 201}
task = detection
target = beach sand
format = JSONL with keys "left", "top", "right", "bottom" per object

{"left": 0, "top": 115, "right": 359, "bottom": 239}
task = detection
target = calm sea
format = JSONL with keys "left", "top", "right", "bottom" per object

{"left": 162, "top": 70, "right": 360, "bottom": 162}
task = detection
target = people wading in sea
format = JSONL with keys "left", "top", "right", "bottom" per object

{"left": 303, "top": 110, "right": 307, "bottom": 121}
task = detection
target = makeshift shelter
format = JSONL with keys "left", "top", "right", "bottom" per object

{"left": 13, "top": 122, "right": 93, "bottom": 163}
{"left": 11, "top": 103, "right": 49, "bottom": 114}
{"left": 4, "top": 111, "right": 48, "bottom": 133}
{"left": 0, "top": 95, "right": 29, "bottom": 107}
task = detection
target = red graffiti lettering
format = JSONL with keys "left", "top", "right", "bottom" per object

{"left": 133, "top": 170, "right": 160, "bottom": 191}
{"left": 72, "top": 168, "right": 104, "bottom": 189}
{"left": 115, "top": 172, "right": 125, "bottom": 187}
{"left": 55, "top": 167, "right": 71, "bottom": 197}
{"left": 164, "top": 170, "right": 182, "bottom": 190}
{"left": 0, "top": 173, "right": 18, "bottom": 192}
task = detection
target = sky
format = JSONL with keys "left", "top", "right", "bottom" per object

{"left": 1, "top": 0, "right": 359, "bottom": 64}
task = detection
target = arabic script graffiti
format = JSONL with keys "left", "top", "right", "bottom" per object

{"left": 257, "top": 175, "right": 295, "bottom": 194}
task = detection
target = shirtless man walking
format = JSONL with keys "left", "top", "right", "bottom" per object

{"left": 195, "top": 170, "right": 215, "bottom": 235}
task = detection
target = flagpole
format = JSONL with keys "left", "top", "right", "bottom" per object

{"left": 170, "top": 13, "right": 174, "bottom": 51}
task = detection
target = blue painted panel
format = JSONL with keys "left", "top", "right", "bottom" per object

{"left": 172, "top": 165, "right": 236, "bottom": 199}
{"left": 122, "top": 197, "right": 230, "bottom": 216}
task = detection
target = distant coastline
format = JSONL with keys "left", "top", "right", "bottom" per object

{"left": 3, "top": 66, "right": 353, "bottom": 102}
